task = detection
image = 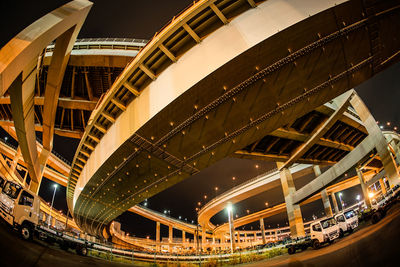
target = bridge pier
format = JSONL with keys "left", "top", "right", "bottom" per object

{"left": 202, "top": 225, "right": 206, "bottom": 251}
{"left": 379, "top": 178, "right": 387, "bottom": 194}
{"left": 331, "top": 192, "right": 340, "bottom": 214}
{"left": 228, "top": 207, "right": 235, "bottom": 252}
{"left": 182, "top": 230, "right": 186, "bottom": 245}
{"left": 350, "top": 94, "right": 400, "bottom": 186}
{"left": 259, "top": 218, "right": 266, "bottom": 244}
{"left": 277, "top": 163, "right": 305, "bottom": 238}
{"left": 168, "top": 225, "right": 173, "bottom": 253}
{"left": 356, "top": 168, "right": 371, "bottom": 209}
{"left": 314, "top": 166, "right": 333, "bottom": 217}
{"left": 156, "top": 221, "right": 160, "bottom": 252}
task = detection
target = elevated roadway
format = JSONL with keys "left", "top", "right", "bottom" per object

{"left": 68, "top": 0, "right": 400, "bottom": 236}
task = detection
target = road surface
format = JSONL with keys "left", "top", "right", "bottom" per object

{"left": 1, "top": 204, "right": 399, "bottom": 266}
{"left": 0, "top": 220, "right": 131, "bottom": 267}
{"left": 239, "top": 204, "right": 400, "bottom": 267}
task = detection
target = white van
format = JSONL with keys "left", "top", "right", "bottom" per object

{"left": 335, "top": 209, "right": 358, "bottom": 237}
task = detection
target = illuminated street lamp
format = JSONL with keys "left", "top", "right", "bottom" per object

{"left": 338, "top": 192, "right": 344, "bottom": 210}
{"left": 265, "top": 202, "right": 269, "bottom": 207}
{"left": 368, "top": 192, "right": 375, "bottom": 199}
{"left": 48, "top": 184, "right": 58, "bottom": 228}
{"left": 356, "top": 195, "right": 361, "bottom": 201}
{"left": 226, "top": 204, "right": 234, "bottom": 253}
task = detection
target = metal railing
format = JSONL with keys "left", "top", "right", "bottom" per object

{"left": 45, "top": 38, "right": 148, "bottom": 53}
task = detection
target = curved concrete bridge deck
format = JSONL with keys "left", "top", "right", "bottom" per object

{"left": 69, "top": 0, "right": 400, "bottom": 236}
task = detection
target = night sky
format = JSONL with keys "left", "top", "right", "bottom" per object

{"left": 1, "top": 0, "right": 399, "bottom": 239}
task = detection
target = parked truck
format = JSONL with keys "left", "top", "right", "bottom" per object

{"left": 334, "top": 209, "right": 359, "bottom": 237}
{"left": 286, "top": 217, "right": 340, "bottom": 254}
{"left": 0, "top": 179, "right": 91, "bottom": 256}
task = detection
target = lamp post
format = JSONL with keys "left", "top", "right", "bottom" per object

{"left": 227, "top": 204, "right": 234, "bottom": 253}
{"left": 48, "top": 184, "right": 58, "bottom": 228}
{"left": 338, "top": 192, "right": 344, "bottom": 210}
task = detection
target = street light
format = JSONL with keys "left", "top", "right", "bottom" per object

{"left": 338, "top": 192, "right": 344, "bottom": 210}
{"left": 356, "top": 195, "right": 361, "bottom": 201}
{"left": 48, "top": 184, "right": 58, "bottom": 228}
{"left": 226, "top": 204, "right": 234, "bottom": 253}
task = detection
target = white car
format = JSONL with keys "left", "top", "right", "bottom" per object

{"left": 335, "top": 209, "right": 358, "bottom": 237}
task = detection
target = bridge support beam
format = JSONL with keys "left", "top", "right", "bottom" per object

{"left": 10, "top": 146, "right": 22, "bottom": 174}
{"left": 379, "top": 178, "right": 387, "bottom": 194}
{"left": 182, "top": 230, "right": 186, "bottom": 245}
{"left": 277, "top": 162, "right": 305, "bottom": 238}
{"left": 3, "top": 1, "right": 92, "bottom": 193}
{"left": 331, "top": 192, "right": 340, "bottom": 214}
{"left": 156, "top": 221, "right": 160, "bottom": 252}
{"left": 228, "top": 207, "right": 235, "bottom": 252}
{"left": 356, "top": 168, "right": 371, "bottom": 209}
{"left": 168, "top": 225, "right": 173, "bottom": 253}
{"left": 259, "top": 218, "right": 266, "bottom": 244}
{"left": 202, "top": 225, "right": 206, "bottom": 251}
{"left": 313, "top": 165, "right": 333, "bottom": 217}
{"left": 350, "top": 94, "right": 399, "bottom": 186}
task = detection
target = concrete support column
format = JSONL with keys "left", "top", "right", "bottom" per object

{"left": 253, "top": 232, "right": 256, "bottom": 241}
{"left": 321, "top": 189, "right": 333, "bottom": 216}
{"left": 350, "top": 94, "right": 399, "bottom": 186}
{"left": 259, "top": 218, "right": 266, "bottom": 244}
{"left": 379, "top": 178, "right": 387, "bottom": 194}
{"left": 156, "top": 221, "right": 160, "bottom": 252}
{"left": 182, "top": 230, "right": 186, "bottom": 245}
{"left": 10, "top": 146, "right": 22, "bottom": 174}
{"left": 356, "top": 168, "right": 372, "bottom": 209}
{"left": 313, "top": 165, "right": 333, "bottom": 216}
{"left": 23, "top": 170, "right": 29, "bottom": 187}
{"left": 277, "top": 162, "right": 305, "bottom": 238}
{"left": 202, "top": 225, "right": 206, "bottom": 250}
{"left": 168, "top": 225, "right": 173, "bottom": 252}
{"left": 331, "top": 192, "right": 340, "bottom": 214}
{"left": 244, "top": 233, "right": 247, "bottom": 243}
{"left": 228, "top": 207, "right": 235, "bottom": 252}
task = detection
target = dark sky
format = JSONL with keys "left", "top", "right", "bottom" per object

{"left": 1, "top": 0, "right": 399, "bottom": 239}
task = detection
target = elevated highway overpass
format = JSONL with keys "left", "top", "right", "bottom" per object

{"left": 1, "top": 0, "right": 400, "bottom": 242}
{"left": 66, "top": 0, "right": 400, "bottom": 237}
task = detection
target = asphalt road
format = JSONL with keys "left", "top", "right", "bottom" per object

{"left": 240, "top": 203, "right": 400, "bottom": 267}
{"left": 1, "top": 204, "right": 399, "bottom": 267}
{"left": 0, "top": 220, "right": 131, "bottom": 267}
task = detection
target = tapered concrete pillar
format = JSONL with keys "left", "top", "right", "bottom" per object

{"left": 321, "top": 189, "right": 333, "bottom": 216}
{"left": 156, "top": 222, "right": 160, "bottom": 252}
{"left": 379, "top": 178, "right": 387, "bottom": 194}
{"left": 356, "top": 168, "right": 372, "bottom": 209}
{"left": 331, "top": 193, "right": 340, "bottom": 214}
{"left": 202, "top": 225, "right": 206, "bottom": 251}
{"left": 227, "top": 207, "right": 235, "bottom": 252}
{"left": 168, "top": 225, "right": 173, "bottom": 252}
{"left": 259, "top": 218, "right": 266, "bottom": 244}
{"left": 313, "top": 166, "right": 333, "bottom": 216}
{"left": 350, "top": 94, "right": 399, "bottom": 186}
{"left": 182, "top": 230, "right": 186, "bottom": 245}
{"left": 277, "top": 162, "right": 305, "bottom": 238}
